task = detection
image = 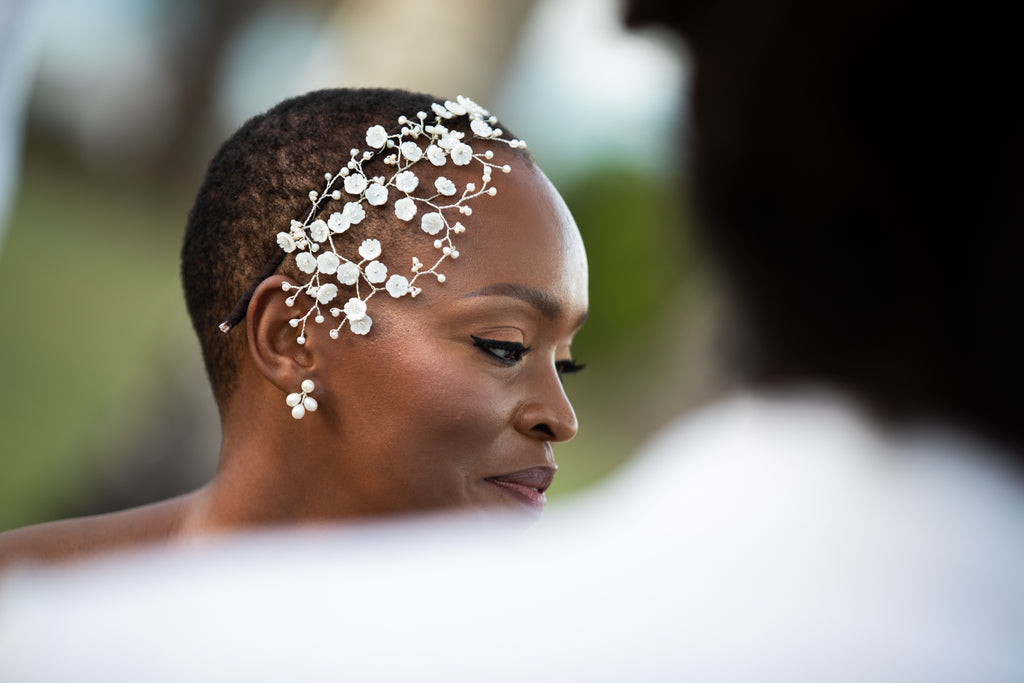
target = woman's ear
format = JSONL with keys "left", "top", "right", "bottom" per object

{"left": 246, "top": 274, "right": 315, "bottom": 393}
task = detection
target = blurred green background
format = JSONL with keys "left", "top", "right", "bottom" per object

{"left": 0, "top": 0, "right": 724, "bottom": 531}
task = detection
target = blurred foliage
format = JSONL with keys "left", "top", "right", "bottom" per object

{"left": 560, "top": 164, "right": 688, "bottom": 360}
{"left": 0, "top": 142, "right": 196, "bottom": 530}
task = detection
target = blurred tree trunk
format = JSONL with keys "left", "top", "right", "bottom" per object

{"left": 305, "top": 0, "right": 538, "bottom": 105}
{"left": 151, "top": 0, "right": 267, "bottom": 185}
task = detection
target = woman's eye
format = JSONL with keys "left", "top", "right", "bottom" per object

{"left": 471, "top": 336, "right": 530, "bottom": 365}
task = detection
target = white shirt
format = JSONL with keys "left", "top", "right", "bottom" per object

{"left": 2, "top": 388, "right": 1022, "bottom": 681}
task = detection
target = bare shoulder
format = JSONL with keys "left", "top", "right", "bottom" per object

{"left": 0, "top": 493, "right": 197, "bottom": 570}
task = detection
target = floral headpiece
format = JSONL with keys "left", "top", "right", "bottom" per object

{"left": 218, "top": 95, "right": 525, "bottom": 341}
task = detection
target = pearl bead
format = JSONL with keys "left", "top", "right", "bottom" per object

{"left": 291, "top": 405, "right": 306, "bottom": 419}
{"left": 301, "top": 379, "right": 315, "bottom": 393}
{"left": 286, "top": 393, "right": 301, "bottom": 407}
{"left": 303, "top": 397, "right": 318, "bottom": 412}
{"left": 437, "top": 274, "right": 446, "bottom": 283}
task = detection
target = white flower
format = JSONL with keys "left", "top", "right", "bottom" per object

{"left": 350, "top": 315, "right": 372, "bottom": 335}
{"left": 450, "top": 142, "right": 473, "bottom": 166}
{"left": 316, "top": 251, "right": 340, "bottom": 274}
{"left": 359, "top": 238, "right": 382, "bottom": 260}
{"left": 344, "top": 173, "right": 368, "bottom": 195}
{"left": 309, "top": 219, "right": 329, "bottom": 242}
{"left": 365, "top": 125, "right": 388, "bottom": 148}
{"left": 296, "top": 252, "right": 317, "bottom": 274}
{"left": 316, "top": 283, "right": 338, "bottom": 304}
{"left": 400, "top": 141, "right": 422, "bottom": 163}
{"left": 344, "top": 297, "right": 367, "bottom": 320}
{"left": 394, "top": 197, "right": 417, "bottom": 221}
{"left": 342, "top": 202, "right": 365, "bottom": 225}
{"left": 457, "top": 95, "right": 485, "bottom": 116}
{"left": 327, "top": 212, "right": 349, "bottom": 233}
{"left": 337, "top": 261, "right": 360, "bottom": 285}
{"left": 421, "top": 212, "right": 445, "bottom": 235}
{"left": 445, "top": 99, "right": 467, "bottom": 116}
{"left": 435, "top": 177, "right": 457, "bottom": 196}
{"left": 438, "top": 130, "right": 464, "bottom": 150}
{"left": 365, "top": 260, "right": 388, "bottom": 283}
{"left": 386, "top": 274, "right": 410, "bottom": 297}
{"left": 277, "top": 232, "right": 296, "bottom": 253}
{"left": 365, "top": 182, "right": 388, "bottom": 206}
{"left": 431, "top": 102, "right": 452, "bottom": 119}
{"left": 426, "top": 144, "right": 446, "bottom": 166}
{"left": 470, "top": 118, "right": 493, "bottom": 137}
{"left": 395, "top": 170, "right": 419, "bottom": 193}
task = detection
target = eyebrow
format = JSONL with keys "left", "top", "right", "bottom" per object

{"left": 463, "top": 283, "right": 587, "bottom": 327}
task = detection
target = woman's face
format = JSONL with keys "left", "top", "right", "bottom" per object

{"left": 308, "top": 156, "right": 588, "bottom": 518}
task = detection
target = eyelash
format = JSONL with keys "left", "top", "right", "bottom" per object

{"left": 555, "top": 359, "right": 586, "bottom": 375}
{"left": 471, "top": 336, "right": 531, "bottom": 365}
{"left": 471, "top": 336, "right": 585, "bottom": 375}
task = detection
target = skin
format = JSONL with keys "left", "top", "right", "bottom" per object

{"left": 0, "top": 151, "right": 589, "bottom": 567}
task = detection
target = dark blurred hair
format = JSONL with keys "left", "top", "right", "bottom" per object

{"left": 628, "top": 1, "right": 1023, "bottom": 453}
{"left": 181, "top": 88, "right": 521, "bottom": 408}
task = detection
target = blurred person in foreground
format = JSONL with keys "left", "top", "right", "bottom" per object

{"left": 0, "top": 88, "right": 588, "bottom": 568}
{"left": 0, "top": 1, "right": 1022, "bottom": 680}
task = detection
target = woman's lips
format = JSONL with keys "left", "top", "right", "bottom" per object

{"left": 486, "top": 465, "right": 556, "bottom": 514}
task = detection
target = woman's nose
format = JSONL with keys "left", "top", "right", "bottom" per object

{"left": 514, "top": 365, "right": 579, "bottom": 442}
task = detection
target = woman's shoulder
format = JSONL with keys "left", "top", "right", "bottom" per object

{"left": 0, "top": 494, "right": 195, "bottom": 570}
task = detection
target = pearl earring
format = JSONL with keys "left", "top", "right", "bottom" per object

{"left": 286, "top": 379, "right": 318, "bottom": 419}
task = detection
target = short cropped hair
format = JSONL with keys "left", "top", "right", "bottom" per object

{"left": 181, "top": 88, "right": 520, "bottom": 408}
{"left": 628, "top": 1, "right": 1024, "bottom": 453}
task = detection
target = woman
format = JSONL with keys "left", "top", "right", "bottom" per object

{"left": 0, "top": 88, "right": 589, "bottom": 566}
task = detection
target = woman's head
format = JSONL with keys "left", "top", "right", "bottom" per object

{"left": 183, "top": 88, "right": 522, "bottom": 406}
{"left": 182, "top": 88, "right": 588, "bottom": 517}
